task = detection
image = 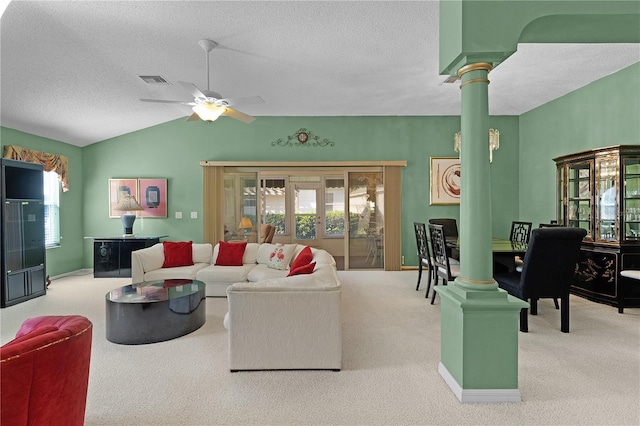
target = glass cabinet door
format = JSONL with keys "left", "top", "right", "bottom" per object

{"left": 567, "top": 161, "right": 592, "bottom": 238}
{"left": 558, "top": 165, "right": 565, "bottom": 224}
{"left": 623, "top": 157, "right": 640, "bottom": 241}
{"left": 595, "top": 156, "right": 618, "bottom": 242}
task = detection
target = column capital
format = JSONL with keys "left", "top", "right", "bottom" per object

{"left": 458, "top": 63, "right": 493, "bottom": 89}
{"left": 457, "top": 62, "right": 493, "bottom": 78}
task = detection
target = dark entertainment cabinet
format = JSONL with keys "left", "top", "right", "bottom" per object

{"left": 555, "top": 145, "right": 640, "bottom": 312}
{"left": 93, "top": 237, "right": 164, "bottom": 278}
{"left": 1, "top": 158, "right": 47, "bottom": 308}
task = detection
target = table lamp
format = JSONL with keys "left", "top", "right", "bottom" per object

{"left": 239, "top": 217, "right": 253, "bottom": 241}
{"left": 114, "top": 195, "right": 144, "bottom": 236}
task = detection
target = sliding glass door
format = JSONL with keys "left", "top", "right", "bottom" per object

{"left": 292, "top": 183, "right": 321, "bottom": 246}
{"left": 348, "top": 171, "right": 384, "bottom": 269}
{"left": 217, "top": 166, "right": 389, "bottom": 270}
{"left": 224, "top": 173, "right": 257, "bottom": 242}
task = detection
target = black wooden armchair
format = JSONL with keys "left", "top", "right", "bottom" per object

{"left": 413, "top": 222, "right": 435, "bottom": 296}
{"left": 428, "top": 223, "right": 460, "bottom": 304}
{"left": 494, "top": 227, "right": 586, "bottom": 332}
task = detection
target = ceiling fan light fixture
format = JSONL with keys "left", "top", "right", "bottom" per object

{"left": 192, "top": 103, "right": 226, "bottom": 122}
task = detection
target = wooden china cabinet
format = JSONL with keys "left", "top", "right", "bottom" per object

{"left": 554, "top": 145, "right": 640, "bottom": 312}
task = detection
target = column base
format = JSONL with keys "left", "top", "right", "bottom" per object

{"left": 434, "top": 283, "right": 528, "bottom": 402}
{"left": 439, "top": 362, "right": 522, "bottom": 403}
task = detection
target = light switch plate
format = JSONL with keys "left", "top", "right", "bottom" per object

{"left": 175, "top": 211, "right": 182, "bottom": 219}
{"left": 190, "top": 211, "right": 198, "bottom": 219}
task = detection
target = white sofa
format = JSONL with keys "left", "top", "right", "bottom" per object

{"left": 131, "top": 242, "right": 342, "bottom": 371}
{"left": 132, "top": 242, "right": 338, "bottom": 295}
{"left": 224, "top": 247, "right": 342, "bottom": 371}
{"left": 131, "top": 242, "right": 214, "bottom": 290}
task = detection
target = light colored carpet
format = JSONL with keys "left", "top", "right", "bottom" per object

{"left": 1, "top": 270, "right": 639, "bottom": 425}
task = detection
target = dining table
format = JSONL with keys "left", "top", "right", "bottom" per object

{"left": 446, "top": 238, "right": 528, "bottom": 272}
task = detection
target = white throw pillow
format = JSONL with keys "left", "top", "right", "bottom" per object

{"left": 267, "top": 244, "right": 297, "bottom": 270}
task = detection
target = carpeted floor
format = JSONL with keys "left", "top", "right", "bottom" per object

{"left": 1, "top": 270, "right": 639, "bottom": 425}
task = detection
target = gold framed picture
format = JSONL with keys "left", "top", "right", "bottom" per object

{"left": 430, "top": 157, "right": 461, "bottom": 205}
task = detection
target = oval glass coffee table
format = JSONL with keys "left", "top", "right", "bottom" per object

{"left": 106, "top": 279, "right": 206, "bottom": 344}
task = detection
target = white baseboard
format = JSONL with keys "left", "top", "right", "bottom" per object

{"left": 50, "top": 268, "right": 93, "bottom": 280}
{"left": 438, "top": 362, "right": 522, "bottom": 403}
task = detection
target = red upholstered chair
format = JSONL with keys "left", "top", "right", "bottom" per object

{"left": 1, "top": 315, "right": 93, "bottom": 426}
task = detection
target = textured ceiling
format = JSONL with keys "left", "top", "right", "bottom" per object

{"left": 1, "top": 1, "right": 638, "bottom": 147}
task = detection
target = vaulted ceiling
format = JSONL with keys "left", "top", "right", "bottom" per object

{"left": 1, "top": 1, "right": 638, "bottom": 147}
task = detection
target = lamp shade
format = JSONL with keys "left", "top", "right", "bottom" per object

{"left": 192, "top": 104, "right": 226, "bottom": 122}
{"left": 113, "top": 195, "right": 143, "bottom": 212}
{"left": 239, "top": 217, "right": 252, "bottom": 229}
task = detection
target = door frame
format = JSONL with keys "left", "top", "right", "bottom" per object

{"left": 202, "top": 161, "right": 406, "bottom": 270}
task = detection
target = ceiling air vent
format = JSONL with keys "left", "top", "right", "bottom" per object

{"left": 139, "top": 75, "right": 170, "bottom": 85}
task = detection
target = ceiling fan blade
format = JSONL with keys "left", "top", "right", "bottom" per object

{"left": 140, "top": 99, "right": 195, "bottom": 105}
{"left": 222, "top": 107, "right": 255, "bottom": 124}
{"left": 186, "top": 113, "right": 201, "bottom": 122}
{"left": 219, "top": 95, "right": 265, "bottom": 107}
{"left": 178, "top": 81, "right": 207, "bottom": 99}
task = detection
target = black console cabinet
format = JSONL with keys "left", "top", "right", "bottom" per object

{"left": 1, "top": 159, "right": 46, "bottom": 308}
{"left": 93, "top": 237, "right": 163, "bottom": 278}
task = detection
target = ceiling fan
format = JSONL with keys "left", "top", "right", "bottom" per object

{"left": 140, "top": 39, "right": 264, "bottom": 124}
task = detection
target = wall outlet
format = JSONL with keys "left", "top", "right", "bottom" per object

{"left": 402, "top": 255, "right": 405, "bottom": 265}
{"left": 175, "top": 211, "right": 182, "bottom": 219}
{"left": 190, "top": 211, "right": 198, "bottom": 219}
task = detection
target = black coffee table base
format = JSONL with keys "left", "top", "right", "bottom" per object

{"left": 106, "top": 280, "right": 206, "bottom": 345}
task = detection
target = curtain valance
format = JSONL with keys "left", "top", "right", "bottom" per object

{"left": 2, "top": 145, "right": 69, "bottom": 192}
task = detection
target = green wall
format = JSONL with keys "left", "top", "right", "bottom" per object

{"left": 81, "top": 115, "right": 520, "bottom": 270}
{"left": 519, "top": 62, "right": 640, "bottom": 226}
{"left": 4, "top": 62, "right": 637, "bottom": 277}
{"left": 0, "top": 128, "right": 84, "bottom": 276}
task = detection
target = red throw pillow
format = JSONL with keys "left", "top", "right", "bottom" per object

{"left": 215, "top": 241, "right": 247, "bottom": 266}
{"left": 290, "top": 246, "right": 313, "bottom": 271}
{"left": 287, "top": 261, "right": 316, "bottom": 277}
{"left": 162, "top": 241, "right": 194, "bottom": 268}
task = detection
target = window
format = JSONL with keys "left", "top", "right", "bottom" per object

{"left": 43, "top": 171, "right": 60, "bottom": 248}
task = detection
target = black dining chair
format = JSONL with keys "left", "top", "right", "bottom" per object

{"left": 510, "top": 221, "right": 532, "bottom": 243}
{"left": 539, "top": 222, "right": 561, "bottom": 228}
{"left": 428, "top": 218, "right": 458, "bottom": 239}
{"left": 413, "top": 222, "right": 435, "bottom": 296}
{"left": 494, "top": 227, "right": 586, "bottom": 333}
{"left": 510, "top": 221, "right": 532, "bottom": 272}
{"left": 429, "top": 218, "right": 459, "bottom": 259}
{"left": 428, "top": 224, "right": 460, "bottom": 304}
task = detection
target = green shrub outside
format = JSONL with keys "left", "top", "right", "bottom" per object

{"left": 264, "top": 211, "right": 362, "bottom": 239}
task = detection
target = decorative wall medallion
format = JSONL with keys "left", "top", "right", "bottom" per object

{"left": 272, "top": 128, "right": 334, "bottom": 148}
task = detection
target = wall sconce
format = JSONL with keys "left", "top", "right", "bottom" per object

{"left": 454, "top": 129, "right": 500, "bottom": 163}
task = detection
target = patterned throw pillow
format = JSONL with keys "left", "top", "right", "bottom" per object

{"left": 287, "top": 261, "right": 316, "bottom": 277}
{"left": 267, "top": 244, "right": 297, "bottom": 270}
